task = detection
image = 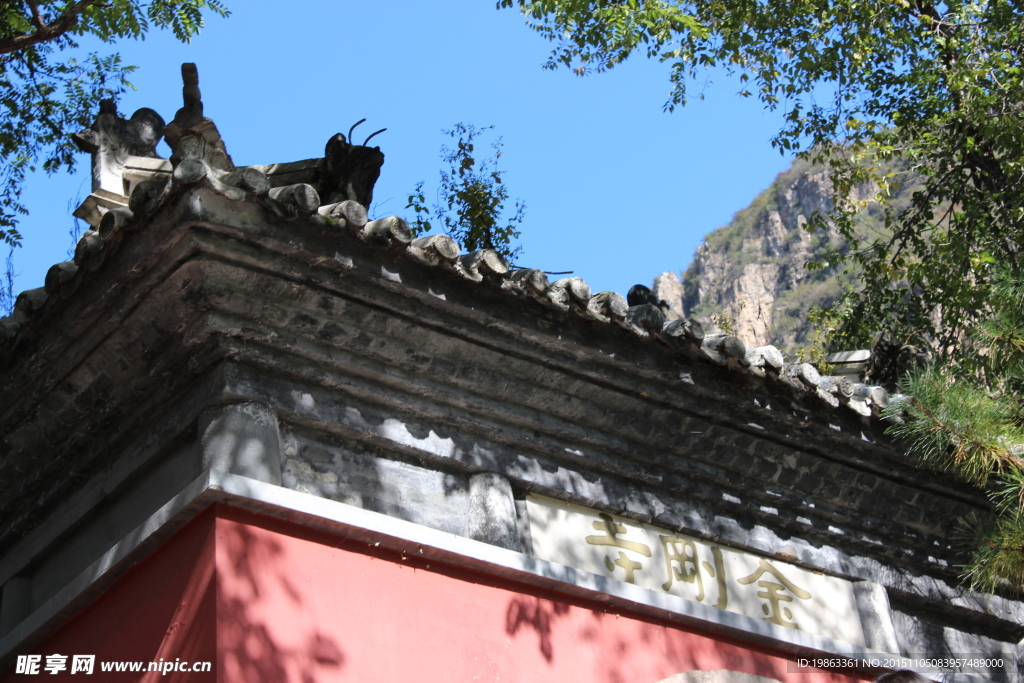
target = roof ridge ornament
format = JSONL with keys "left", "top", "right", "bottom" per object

{"left": 133, "top": 63, "right": 270, "bottom": 213}
{"left": 318, "top": 120, "right": 386, "bottom": 209}
{"left": 71, "top": 99, "right": 165, "bottom": 197}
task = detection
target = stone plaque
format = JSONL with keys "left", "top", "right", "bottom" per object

{"left": 526, "top": 494, "right": 867, "bottom": 646}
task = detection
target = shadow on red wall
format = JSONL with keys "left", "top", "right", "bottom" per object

{"left": 2, "top": 504, "right": 867, "bottom": 683}
{"left": 217, "top": 514, "right": 345, "bottom": 683}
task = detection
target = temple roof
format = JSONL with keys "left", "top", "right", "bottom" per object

{"left": 0, "top": 64, "right": 894, "bottom": 429}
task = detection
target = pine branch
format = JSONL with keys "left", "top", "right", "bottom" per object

{"left": 907, "top": 394, "right": 1024, "bottom": 475}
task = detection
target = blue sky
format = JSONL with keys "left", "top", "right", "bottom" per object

{"left": 11, "top": 0, "right": 793, "bottom": 299}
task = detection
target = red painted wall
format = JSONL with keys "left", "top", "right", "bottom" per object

{"left": 1, "top": 509, "right": 217, "bottom": 683}
{"left": 3, "top": 505, "right": 870, "bottom": 682}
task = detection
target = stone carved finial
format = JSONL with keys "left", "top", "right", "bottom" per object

{"left": 505, "top": 268, "right": 549, "bottom": 301}
{"left": 586, "top": 291, "right": 628, "bottom": 324}
{"left": 458, "top": 249, "right": 508, "bottom": 282}
{"left": 318, "top": 119, "right": 386, "bottom": 209}
{"left": 547, "top": 277, "right": 591, "bottom": 311}
{"left": 72, "top": 99, "right": 165, "bottom": 195}
{"left": 662, "top": 317, "right": 705, "bottom": 349}
{"left": 175, "top": 62, "right": 204, "bottom": 128}
{"left": 156, "top": 63, "right": 269, "bottom": 204}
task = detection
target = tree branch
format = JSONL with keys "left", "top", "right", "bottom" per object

{"left": 26, "top": 0, "right": 45, "bottom": 30}
{"left": 0, "top": 0, "right": 98, "bottom": 56}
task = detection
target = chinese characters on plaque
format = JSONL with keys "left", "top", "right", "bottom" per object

{"left": 526, "top": 494, "right": 867, "bottom": 646}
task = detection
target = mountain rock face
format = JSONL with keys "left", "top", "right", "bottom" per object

{"left": 653, "top": 159, "right": 872, "bottom": 352}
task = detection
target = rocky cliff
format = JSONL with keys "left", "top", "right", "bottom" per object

{"left": 653, "top": 158, "right": 881, "bottom": 352}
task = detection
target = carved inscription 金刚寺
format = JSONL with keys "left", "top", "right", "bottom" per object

{"left": 586, "top": 518, "right": 806, "bottom": 621}
{"left": 585, "top": 513, "right": 652, "bottom": 583}
{"left": 660, "top": 535, "right": 728, "bottom": 609}
{"left": 737, "top": 558, "right": 812, "bottom": 629}
{"left": 526, "top": 494, "right": 867, "bottom": 646}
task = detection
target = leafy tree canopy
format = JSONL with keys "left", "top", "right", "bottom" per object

{"left": 497, "top": 0, "right": 1024, "bottom": 357}
{"left": 407, "top": 123, "right": 525, "bottom": 263}
{"left": 0, "top": 0, "right": 229, "bottom": 247}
